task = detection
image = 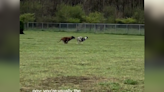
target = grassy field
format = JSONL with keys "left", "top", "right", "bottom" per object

{"left": 20, "top": 30, "right": 144, "bottom": 92}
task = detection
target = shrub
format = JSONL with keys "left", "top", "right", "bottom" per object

{"left": 83, "top": 12, "right": 105, "bottom": 23}
{"left": 125, "top": 18, "right": 137, "bottom": 24}
{"left": 20, "top": 20, "right": 24, "bottom": 34}
{"left": 20, "top": 13, "right": 35, "bottom": 23}
{"left": 116, "top": 18, "right": 137, "bottom": 24}
{"left": 106, "top": 16, "right": 115, "bottom": 23}
{"left": 55, "top": 4, "right": 85, "bottom": 23}
{"left": 37, "top": 16, "right": 56, "bottom": 22}
{"left": 67, "top": 18, "right": 80, "bottom": 23}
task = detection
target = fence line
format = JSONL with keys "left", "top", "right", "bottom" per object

{"left": 24, "top": 22, "right": 145, "bottom": 35}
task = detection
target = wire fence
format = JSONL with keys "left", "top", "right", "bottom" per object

{"left": 25, "top": 22, "right": 145, "bottom": 35}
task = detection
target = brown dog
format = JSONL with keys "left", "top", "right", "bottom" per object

{"left": 58, "top": 36, "right": 75, "bottom": 44}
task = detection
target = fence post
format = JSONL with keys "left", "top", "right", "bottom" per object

{"left": 115, "top": 24, "right": 117, "bottom": 34}
{"left": 94, "top": 23, "right": 96, "bottom": 33}
{"left": 47, "top": 22, "right": 48, "bottom": 29}
{"left": 24, "top": 23, "right": 26, "bottom": 30}
{"left": 85, "top": 23, "right": 86, "bottom": 31}
{"left": 42, "top": 22, "right": 43, "bottom": 30}
{"left": 59, "top": 23, "right": 61, "bottom": 31}
{"left": 27, "top": 22, "right": 29, "bottom": 30}
{"left": 139, "top": 24, "right": 141, "bottom": 35}
{"left": 104, "top": 24, "right": 106, "bottom": 33}
{"left": 76, "top": 23, "right": 77, "bottom": 30}
{"left": 32, "top": 22, "right": 34, "bottom": 28}
{"left": 126, "top": 24, "right": 129, "bottom": 34}
{"left": 76, "top": 23, "right": 78, "bottom": 31}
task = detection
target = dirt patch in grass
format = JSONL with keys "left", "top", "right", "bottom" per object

{"left": 37, "top": 76, "right": 120, "bottom": 92}
{"left": 20, "top": 76, "right": 122, "bottom": 92}
{"left": 20, "top": 87, "right": 33, "bottom": 92}
{"left": 21, "top": 76, "right": 143, "bottom": 92}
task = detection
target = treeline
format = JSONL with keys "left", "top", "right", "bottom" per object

{"left": 20, "top": 0, "right": 144, "bottom": 24}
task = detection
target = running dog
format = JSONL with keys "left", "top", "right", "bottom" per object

{"left": 77, "top": 36, "right": 88, "bottom": 44}
{"left": 58, "top": 36, "right": 75, "bottom": 44}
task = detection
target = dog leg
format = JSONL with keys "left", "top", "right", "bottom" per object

{"left": 62, "top": 41, "right": 65, "bottom": 44}
{"left": 63, "top": 41, "right": 67, "bottom": 44}
{"left": 77, "top": 41, "right": 80, "bottom": 44}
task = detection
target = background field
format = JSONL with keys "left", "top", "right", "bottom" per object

{"left": 20, "top": 30, "right": 144, "bottom": 92}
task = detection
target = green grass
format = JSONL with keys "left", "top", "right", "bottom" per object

{"left": 20, "top": 30, "right": 144, "bottom": 92}
{"left": 124, "top": 79, "right": 138, "bottom": 85}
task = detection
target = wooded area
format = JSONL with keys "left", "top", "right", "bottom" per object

{"left": 20, "top": 0, "right": 144, "bottom": 24}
